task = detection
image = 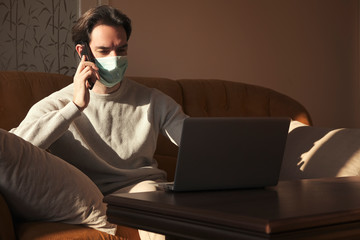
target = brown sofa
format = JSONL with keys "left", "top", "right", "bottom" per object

{"left": 0, "top": 71, "right": 312, "bottom": 239}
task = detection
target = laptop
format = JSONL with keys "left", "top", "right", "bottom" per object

{"left": 155, "top": 117, "right": 290, "bottom": 192}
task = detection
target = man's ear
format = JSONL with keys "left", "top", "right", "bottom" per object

{"left": 75, "top": 44, "right": 84, "bottom": 58}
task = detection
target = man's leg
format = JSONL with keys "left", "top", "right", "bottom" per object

{"left": 115, "top": 180, "right": 166, "bottom": 240}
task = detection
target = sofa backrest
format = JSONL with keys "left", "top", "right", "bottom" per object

{"left": 129, "top": 77, "right": 312, "bottom": 179}
{"left": 129, "top": 77, "right": 312, "bottom": 124}
{"left": 178, "top": 79, "right": 311, "bottom": 123}
{"left": 0, "top": 71, "right": 73, "bottom": 131}
{"left": 0, "top": 71, "right": 312, "bottom": 180}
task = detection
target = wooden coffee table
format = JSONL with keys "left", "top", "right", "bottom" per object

{"left": 104, "top": 177, "right": 360, "bottom": 239}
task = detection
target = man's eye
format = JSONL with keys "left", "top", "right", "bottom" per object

{"left": 99, "top": 50, "right": 110, "bottom": 54}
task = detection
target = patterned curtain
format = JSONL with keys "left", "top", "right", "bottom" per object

{"left": 0, "top": 0, "right": 78, "bottom": 76}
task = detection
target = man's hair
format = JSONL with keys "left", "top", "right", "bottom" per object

{"left": 72, "top": 5, "right": 132, "bottom": 44}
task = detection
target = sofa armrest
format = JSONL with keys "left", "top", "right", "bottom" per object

{"left": 0, "top": 193, "right": 16, "bottom": 240}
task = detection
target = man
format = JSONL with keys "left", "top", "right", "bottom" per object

{"left": 1, "top": 5, "right": 187, "bottom": 239}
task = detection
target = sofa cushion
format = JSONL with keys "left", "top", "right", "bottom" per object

{"left": 0, "top": 129, "right": 116, "bottom": 235}
{"left": 280, "top": 121, "right": 360, "bottom": 180}
{"left": 16, "top": 222, "right": 121, "bottom": 240}
{"left": 17, "top": 222, "right": 140, "bottom": 240}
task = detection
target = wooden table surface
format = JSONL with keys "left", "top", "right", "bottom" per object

{"left": 104, "top": 177, "right": 360, "bottom": 239}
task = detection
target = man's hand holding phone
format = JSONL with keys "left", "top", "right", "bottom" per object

{"left": 73, "top": 47, "right": 99, "bottom": 111}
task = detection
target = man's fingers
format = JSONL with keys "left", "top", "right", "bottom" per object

{"left": 77, "top": 56, "right": 98, "bottom": 73}
{"left": 75, "top": 55, "right": 86, "bottom": 75}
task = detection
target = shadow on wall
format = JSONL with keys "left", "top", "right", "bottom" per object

{"left": 0, "top": 0, "right": 78, "bottom": 76}
{"left": 280, "top": 124, "right": 360, "bottom": 180}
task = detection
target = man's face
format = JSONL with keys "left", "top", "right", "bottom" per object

{"left": 89, "top": 24, "right": 128, "bottom": 59}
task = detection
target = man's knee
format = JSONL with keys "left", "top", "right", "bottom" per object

{"left": 129, "top": 180, "right": 158, "bottom": 193}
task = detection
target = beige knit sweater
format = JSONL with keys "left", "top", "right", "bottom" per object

{"left": 11, "top": 78, "right": 188, "bottom": 195}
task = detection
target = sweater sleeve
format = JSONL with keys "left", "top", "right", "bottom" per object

{"left": 152, "top": 90, "right": 189, "bottom": 146}
{"left": 10, "top": 93, "right": 81, "bottom": 149}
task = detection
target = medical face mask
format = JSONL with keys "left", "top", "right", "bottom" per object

{"left": 94, "top": 56, "right": 128, "bottom": 88}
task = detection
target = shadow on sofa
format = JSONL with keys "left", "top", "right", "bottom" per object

{"left": 280, "top": 122, "right": 360, "bottom": 180}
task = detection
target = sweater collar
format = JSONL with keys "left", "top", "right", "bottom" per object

{"left": 90, "top": 77, "right": 128, "bottom": 100}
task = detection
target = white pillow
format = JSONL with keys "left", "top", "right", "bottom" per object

{"left": 0, "top": 129, "right": 116, "bottom": 235}
{"left": 280, "top": 121, "right": 360, "bottom": 180}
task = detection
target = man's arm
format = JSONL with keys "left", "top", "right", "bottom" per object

{"left": 153, "top": 90, "right": 189, "bottom": 146}
{"left": 10, "top": 93, "right": 81, "bottom": 149}
{"left": 11, "top": 55, "right": 99, "bottom": 149}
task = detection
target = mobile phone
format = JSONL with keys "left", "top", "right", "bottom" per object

{"left": 80, "top": 42, "right": 96, "bottom": 90}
